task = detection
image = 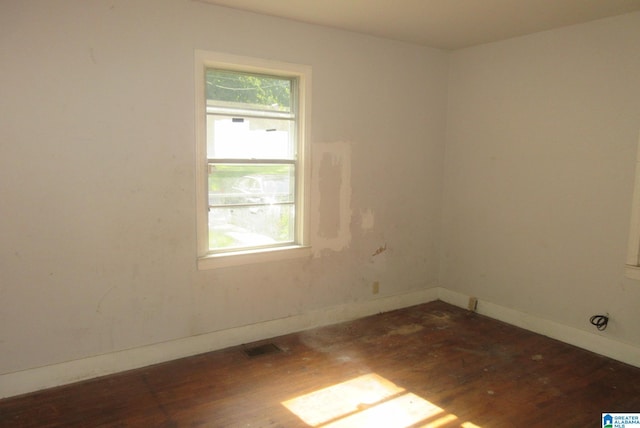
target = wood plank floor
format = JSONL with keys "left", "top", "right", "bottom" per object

{"left": 1, "top": 300, "right": 639, "bottom": 427}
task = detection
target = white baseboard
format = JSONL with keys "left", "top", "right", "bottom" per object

{"left": 4, "top": 286, "right": 638, "bottom": 399}
{"left": 0, "top": 287, "right": 439, "bottom": 399}
{"left": 436, "top": 287, "right": 640, "bottom": 368}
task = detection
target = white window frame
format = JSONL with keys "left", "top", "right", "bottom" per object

{"left": 194, "top": 50, "right": 312, "bottom": 269}
{"left": 625, "top": 131, "right": 640, "bottom": 280}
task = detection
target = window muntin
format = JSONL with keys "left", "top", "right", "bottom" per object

{"left": 205, "top": 69, "right": 300, "bottom": 254}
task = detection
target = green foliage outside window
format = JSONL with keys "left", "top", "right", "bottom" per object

{"left": 205, "top": 69, "right": 291, "bottom": 112}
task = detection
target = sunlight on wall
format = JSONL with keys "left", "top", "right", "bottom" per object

{"left": 281, "top": 373, "right": 482, "bottom": 428}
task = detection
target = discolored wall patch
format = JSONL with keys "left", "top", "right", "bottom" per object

{"left": 312, "top": 142, "right": 352, "bottom": 254}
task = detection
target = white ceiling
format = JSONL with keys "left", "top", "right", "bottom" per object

{"left": 197, "top": 0, "right": 640, "bottom": 50}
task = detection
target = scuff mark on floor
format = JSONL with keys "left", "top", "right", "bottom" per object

{"left": 388, "top": 324, "right": 424, "bottom": 336}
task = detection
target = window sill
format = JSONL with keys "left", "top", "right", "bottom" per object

{"left": 625, "top": 264, "right": 640, "bottom": 280}
{"left": 198, "top": 245, "right": 312, "bottom": 270}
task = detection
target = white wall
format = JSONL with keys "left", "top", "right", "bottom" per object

{"left": 0, "top": 0, "right": 447, "bottom": 390}
{"left": 443, "top": 12, "right": 640, "bottom": 348}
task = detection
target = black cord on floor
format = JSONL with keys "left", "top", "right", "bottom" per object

{"left": 589, "top": 314, "right": 609, "bottom": 331}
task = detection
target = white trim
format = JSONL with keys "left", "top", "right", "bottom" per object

{"left": 625, "top": 131, "right": 640, "bottom": 276}
{"left": 437, "top": 288, "right": 640, "bottom": 368}
{"left": 4, "top": 286, "right": 638, "bottom": 399}
{"left": 197, "top": 245, "right": 312, "bottom": 269}
{"left": 194, "top": 50, "right": 312, "bottom": 269}
{"left": 0, "top": 286, "right": 438, "bottom": 399}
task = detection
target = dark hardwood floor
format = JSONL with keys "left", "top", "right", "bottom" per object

{"left": 1, "top": 300, "right": 639, "bottom": 427}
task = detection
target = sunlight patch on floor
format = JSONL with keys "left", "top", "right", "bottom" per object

{"left": 281, "top": 373, "right": 482, "bottom": 428}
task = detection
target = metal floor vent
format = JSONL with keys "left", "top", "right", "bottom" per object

{"left": 243, "top": 343, "right": 283, "bottom": 358}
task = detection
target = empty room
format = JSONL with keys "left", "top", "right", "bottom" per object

{"left": 1, "top": 0, "right": 640, "bottom": 426}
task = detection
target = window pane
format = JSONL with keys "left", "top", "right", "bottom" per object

{"left": 197, "top": 60, "right": 306, "bottom": 258}
{"left": 207, "top": 115, "right": 295, "bottom": 160}
{"left": 206, "top": 69, "right": 292, "bottom": 113}
{"left": 208, "top": 204, "right": 295, "bottom": 251}
{"left": 208, "top": 164, "right": 294, "bottom": 206}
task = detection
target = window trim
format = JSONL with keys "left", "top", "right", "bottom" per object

{"left": 625, "top": 131, "right": 640, "bottom": 280}
{"left": 194, "top": 50, "right": 312, "bottom": 269}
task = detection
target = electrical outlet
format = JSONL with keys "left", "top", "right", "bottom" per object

{"left": 372, "top": 281, "right": 380, "bottom": 295}
{"left": 468, "top": 297, "right": 478, "bottom": 312}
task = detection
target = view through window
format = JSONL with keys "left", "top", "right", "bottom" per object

{"left": 205, "top": 68, "right": 299, "bottom": 253}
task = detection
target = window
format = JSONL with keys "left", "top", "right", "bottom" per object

{"left": 195, "top": 51, "right": 311, "bottom": 269}
{"left": 625, "top": 131, "right": 640, "bottom": 280}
